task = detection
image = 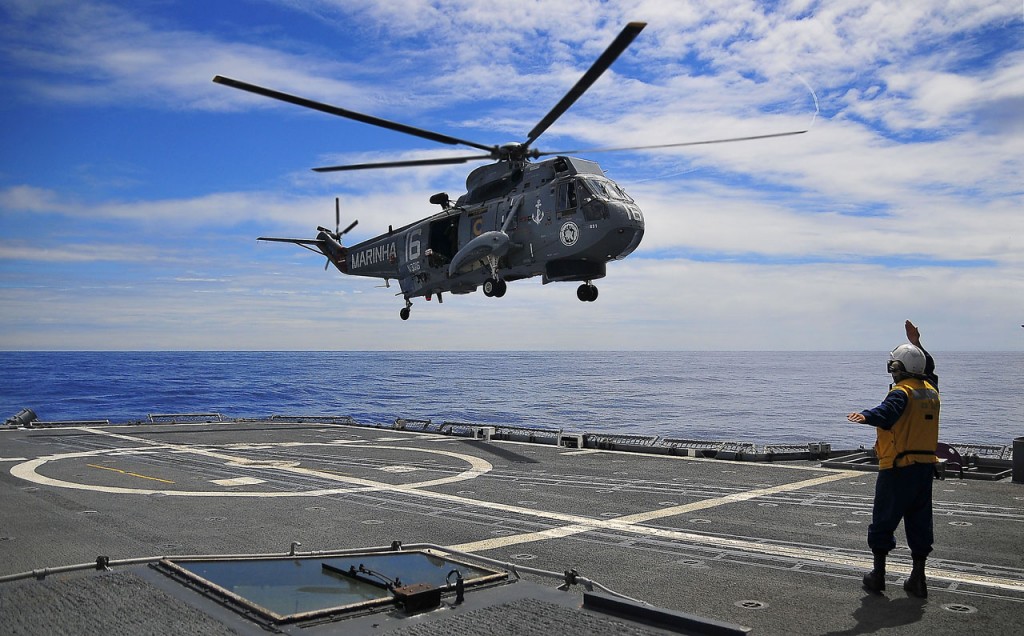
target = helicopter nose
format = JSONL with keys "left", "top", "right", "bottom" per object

{"left": 614, "top": 225, "right": 644, "bottom": 259}
{"left": 599, "top": 202, "right": 644, "bottom": 259}
{"left": 627, "top": 203, "right": 644, "bottom": 228}
{"left": 617, "top": 224, "right": 644, "bottom": 259}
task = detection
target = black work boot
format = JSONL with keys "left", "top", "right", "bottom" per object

{"left": 904, "top": 557, "right": 928, "bottom": 598}
{"left": 862, "top": 552, "right": 887, "bottom": 593}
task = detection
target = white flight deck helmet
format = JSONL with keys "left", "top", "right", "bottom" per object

{"left": 888, "top": 343, "right": 927, "bottom": 378}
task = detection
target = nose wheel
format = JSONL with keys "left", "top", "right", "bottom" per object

{"left": 577, "top": 283, "right": 599, "bottom": 302}
{"left": 400, "top": 298, "right": 412, "bottom": 320}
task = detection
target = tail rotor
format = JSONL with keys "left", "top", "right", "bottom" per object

{"left": 317, "top": 197, "right": 358, "bottom": 270}
{"left": 318, "top": 197, "right": 358, "bottom": 241}
{"left": 334, "top": 197, "right": 340, "bottom": 237}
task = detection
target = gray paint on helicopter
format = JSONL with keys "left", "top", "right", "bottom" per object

{"left": 215, "top": 21, "right": 805, "bottom": 320}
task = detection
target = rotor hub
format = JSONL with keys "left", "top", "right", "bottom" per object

{"left": 495, "top": 142, "right": 528, "bottom": 162}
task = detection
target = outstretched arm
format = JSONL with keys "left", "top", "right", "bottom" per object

{"left": 848, "top": 390, "right": 909, "bottom": 430}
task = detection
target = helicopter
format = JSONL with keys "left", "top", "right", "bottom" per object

{"left": 214, "top": 22, "right": 806, "bottom": 320}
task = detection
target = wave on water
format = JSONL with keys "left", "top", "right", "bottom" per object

{"left": 1, "top": 351, "right": 1020, "bottom": 448}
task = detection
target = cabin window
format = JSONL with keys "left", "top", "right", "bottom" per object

{"left": 556, "top": 180, "right": 578, "bottom": 215}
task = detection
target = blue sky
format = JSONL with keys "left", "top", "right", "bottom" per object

{"left": 1, "top": 0, "right": 1022, "bottom": 351}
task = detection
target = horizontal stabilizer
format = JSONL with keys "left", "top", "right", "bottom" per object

{"left": 257, "top": 237, "right": 323, "bottom": 246}
{"left": 258, "top": 234, "right": 348, "bottom": 273}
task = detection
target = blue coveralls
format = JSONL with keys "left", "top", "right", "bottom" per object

{"left": 858, "top": 385, "right": 937, "bottom": 558}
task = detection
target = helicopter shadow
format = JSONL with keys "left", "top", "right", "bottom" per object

{"left": 457, "top": 439, "right": 540, "bottom": 464}
{"left": 823, "top": 592, "right": 927, "bottom": 636}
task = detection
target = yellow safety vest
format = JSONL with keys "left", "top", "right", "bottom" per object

{"left": 875, "top": 378, "right": 940, "bottom": 470}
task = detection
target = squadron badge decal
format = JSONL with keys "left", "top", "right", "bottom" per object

{"left": 559, "top": 221, "right": 580, "bottom": 247}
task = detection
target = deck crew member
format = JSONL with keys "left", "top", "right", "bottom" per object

{"left": 847, "top": 320, "right": 939, "bottom": 598}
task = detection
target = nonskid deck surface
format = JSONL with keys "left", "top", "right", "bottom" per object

{"left": 1, "top": 418, "right": 1022, "bottom": 635}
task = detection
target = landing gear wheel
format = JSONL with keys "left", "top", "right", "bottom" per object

{"left": 577, "top": 283, "right": 598, "bottom": 302}
{"left": 400, "top": 307, "right": 411, "bottom": 320}
{"left": 484, "top": 278, "right": 506, "bottom": 298}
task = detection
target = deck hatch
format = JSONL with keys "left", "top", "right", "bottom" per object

{"left": 155, "top": 550, "right": 505, "bottom": 624}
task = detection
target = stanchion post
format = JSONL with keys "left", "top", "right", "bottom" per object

{"left": 1013, "top": 437, "right": 1023, "bottom": 484}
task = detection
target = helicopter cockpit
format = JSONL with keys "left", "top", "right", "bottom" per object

{"left": 566, "top": 174, "right": 640, "bottom": 223}
{"left": 580, "top": 175, "right": 635, "bottom": 204}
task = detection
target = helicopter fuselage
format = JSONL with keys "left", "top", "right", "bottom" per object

{"left": 220, "top": 20, "right": 803, "bottom": 319}
{"left": 333, "top": 155, "right": 644, "bottom": 303}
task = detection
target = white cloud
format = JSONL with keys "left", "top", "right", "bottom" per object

{"left": 0, "top": 240, "right": 156, "bottom": 263}
{"left": 1, "top": 1, "right": 382, "bottom": 112}
{"left": 1, "top": 0, "right": 1021, "bottom": 350}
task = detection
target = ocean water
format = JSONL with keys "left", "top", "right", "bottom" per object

{"left": 0, "top": 351, "right": 1020, "bottom": 448}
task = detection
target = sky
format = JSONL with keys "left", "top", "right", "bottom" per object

{"left": 1, "top": 0, "right": 1022, "bottom": 351}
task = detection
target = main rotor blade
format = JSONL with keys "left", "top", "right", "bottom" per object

{"left": 534, "top": 129, "right": 809, "bottom": 157}
{"left": 524, "top": 22, "right": 646, "bottom": 148}
{"left": 213, "top": 75, "right": 498, "bottom": 154}
{"left": 312, "top": 154, "right": 494, "bottom": 172}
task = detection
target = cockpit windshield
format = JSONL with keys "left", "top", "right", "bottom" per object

{"left": 581, "top": 176, "right": 634, "bottom": 203}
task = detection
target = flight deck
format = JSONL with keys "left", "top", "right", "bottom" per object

{"left": 1, "top": 416, "right": 1022, "bottom": 634}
